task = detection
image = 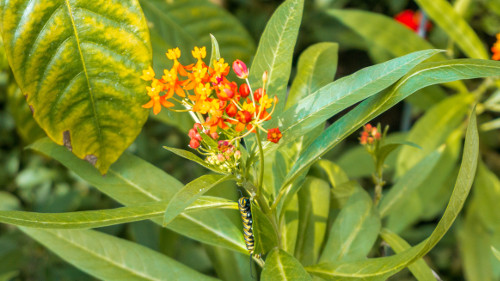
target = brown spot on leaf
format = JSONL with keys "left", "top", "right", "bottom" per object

{"left": 84, "top": 154, "right": 98, "bottom": 166}
{"left": 28, "top": 105, "right": 34, "bottom": 114}
{"left": 63, "top": 130, "right": 72, "bottom": 151}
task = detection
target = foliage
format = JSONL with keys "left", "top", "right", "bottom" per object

{"left": 0, "top": 0, "right": 500, "bottom": 280}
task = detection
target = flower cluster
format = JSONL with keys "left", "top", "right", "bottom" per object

{"left": 394, "top": 10, "right": 432, "bottom": 32}
{"left": 141, "top": 46, "right": 282, "bottom": 170}
{"left": 492, "top": 33, "right": 500, "bottom": 61}
{"left": 359, "top": 124, "right": 381, "bottom": 145}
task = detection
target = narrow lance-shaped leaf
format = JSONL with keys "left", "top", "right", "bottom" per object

{"left": 209, "top": 34, "right": 221, "bottom": 69}
{"left": 30, "top": 138, "right": 247, "bottom": 254}
{"left": 163, "top": 174, "right": 234, "bottom": 226}
{"left": 380, "top": 229, "right": 436, "bottom": 281}
{"left": 248, "top": 0, "right": 304, "bottom": 117}
{"left": 261, "top": 248, "right": 312, "bottom": 281}
{"left": 305, "top": 107, "right": 478, "bottom": 280}
{"left": 264, "top": 49, "right": 441, "bottom": 155}
{"left": 1, "top": 0, "right": 152, "bottom": 173}
{"left": 415, "top": 0, "right": 489, "bottom": 59}
{"left": 283, "top": 59, "right": 500, "bottom": 188}
{"left": 21, "top": 228, "right": 217, "bottom": 281}
{"left": 319, "top": 184, "right": 380, "bottom": 263}
{"left": 286, "top": 42, "right": 339, "bottom": 109}
{"left": 0, "top": 196, "right": 237, "bottom": 229}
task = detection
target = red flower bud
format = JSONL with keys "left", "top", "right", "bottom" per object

{"left": 232, "top": 59, "right": 248, "bottom": 79}
{"left": 237, "top": 110, "right": 252, "bottom": 124}
{"left": 210, "top": 132, "right": 219, "bottom": 140}
{"left": 189, "top": 138, "right": 200, "bottom": 149}
{"left": 239, "top": 83, "right": 250, "bottom": 98}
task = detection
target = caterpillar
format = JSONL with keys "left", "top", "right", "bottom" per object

{"left": 238, "top": 197, "right": 256, "bottom": 255}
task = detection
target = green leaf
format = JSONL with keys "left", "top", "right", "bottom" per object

{"left": 415, "top": 0, "right": 489, "bottom": 59}
{"left": 283, "top": 59, "right": 500, "bottom": 188}
{"left": 319, "top": 184, "right": 380, "bottom": 263}
{"left": 163, "top": 146, "right": 229, "bottom": 175}
{"left": 286, "top": 42, "right": 339, "bottom": 110}
{"left": 396, "top": 94, "right": 472, "bottom": 176}
{"left": 1, "top": 0, "right": 152, "bottom": 174}
{"left": 281, "top": 193, "right": 299, "bottom": 254}
{"left": 252, "top": 200, "right": 279, "bottom": 256}
{"left": 209, "top": 34, "right": 221, "bottom": 69}
{"left": 473, "top": 162, "right": 500, "bottom": 228}
{"left": 379, "top": 147, "right": 443, "bottom": 218}
{"left": 458, "top": 202, "right": 498, "bottom": 281}
{"left": 380, "top": 229, "right": 436, "bottom": 281}
{"left": 261, "top": 248, "right": 312, "bottom": 281}
{"left": 305, "top": 107, "right": 478, "bottom": 280}
{"left": 0, "top": 196, "right": 237, "bottom": 229}
{"left": 6, "top": 85, "right": 45, "bottom": 143}
{"left": 295, "top": 177, "right": 330, "bottom": 266}
{"left": 492, "top": 246, "right": 500, "bottom": 262}
{"left": 30, "top": 138, "right": 247, "bottom": 253}
{"left": 265, "top": 49, "right": 442, "bottom": 155}
{"left": 163, "top": 174, "right": 234, "bottom": 225}
{"left": 21, "top": 228, "right": 217, "bottom": 281}
{"left": 204, "top": 245, "right": 252, "bottom": 281}
{"left": 248, "top": 0, "right": 304, "bottom": 117}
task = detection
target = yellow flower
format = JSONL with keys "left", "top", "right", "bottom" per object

{"left": 140, "top": 66, "right": 155, "bottom": 81}
{"left": 166, "top": 47, "right": 181, "bottom": 60}
{"left": 192, "top": 46, "right": 206, "bottom": 61}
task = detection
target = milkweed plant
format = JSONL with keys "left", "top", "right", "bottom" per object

{"left": 0, "top": 0, "right": 500, "bottom": 280}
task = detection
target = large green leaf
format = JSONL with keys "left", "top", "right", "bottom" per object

{"left": 319, "top": 184, "right": 380, "bottom": 263}
{"left": 29, "top": 138, "right": 247, "bottom": 253}
{"left": 283, "top": 59, "right": 500, "bottom": 188}
{"left": 295, "top": 177, "right": 330, "bottom": 266}
{"left": 264, "top": 49, "right": 441, "bottom": 155}
{"left": 380, "top": 229, "right": 435, "bottom": 281}
{"left": 248, "top": 0, "right": 304, "bottom": 117}
{"left": 305, "top": 107, "right": 478, "bottom": 280}
{"left": 286, "top": 42, "right": 339, "bottom": 109}
{"left": 396, "top": 94, "right": 472, "bottom": 176}
{"left": 21, "top": 228, "right": 217, "bottom": 281}
{"left": 163, "top": 174, "right": 234, "bottom": 225}
{"left": 163, "top": 146, "right": 228, "bottom": 175}
{"left": 415, "top": 0, "right": 489, "bottom": 59}
{"left": 261, "top": 248, "right": 312, "bottom": 281}
{"left": 379, "top": 147, "right": 443, "bottom": 218}
{"left": 1, "top": 0, "right": 152, "bottom": 173}
{"left": 0, "top": 196, "right": 236, "bottom": 229}
{"left": 204, "top": 245, "right": 252, "bottom": 281}
{"left": 474, "top": 162, "right": 500, "bottom": 228}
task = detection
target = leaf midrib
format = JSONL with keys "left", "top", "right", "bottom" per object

{"left": 64, "top": 0, "right": 103, "bottom": 156}
{"left": 40, "top": 229, "right": 164, "bottom": 281}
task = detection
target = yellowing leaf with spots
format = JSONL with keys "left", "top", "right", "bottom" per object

{"left": 1, "top": 0, "right": 152, "bottom": 173}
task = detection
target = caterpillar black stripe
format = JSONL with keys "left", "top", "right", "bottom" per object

{"left": 238, "top": 197, "right": 257, "bottom": 255}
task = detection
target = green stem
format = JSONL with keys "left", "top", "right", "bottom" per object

{"left": 255, "top": 129, "right": 265, "bottom": 198}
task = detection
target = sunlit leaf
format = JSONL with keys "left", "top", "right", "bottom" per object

{"left": 1, "top": 0, "right": 152, "bottom": 173}
{"left": 0, "top": 196, "right": 237, "bottom": 229}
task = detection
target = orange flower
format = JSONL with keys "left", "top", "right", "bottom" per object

{"left": 267, "top": 128, "right": 282, "bottom": 143}
{"left": 492, "top": 34, "right": 500, "bottom": 60}
{"left": 394, "top": 10, "right": 431, "bottom": 32}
